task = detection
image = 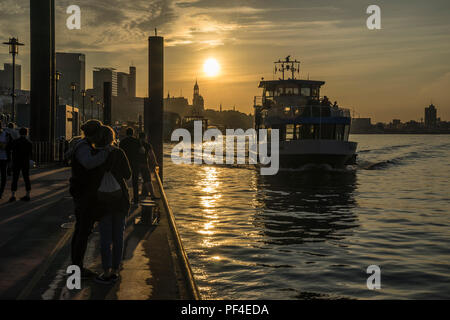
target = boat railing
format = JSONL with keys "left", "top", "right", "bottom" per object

{"left": 254, "top": 96, "right": 263, "bottom": 107}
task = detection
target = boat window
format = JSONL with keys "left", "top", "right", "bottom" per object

{"left": 293, "top": 87, "right": 299, "bottom": 95}
{"left": 296, "top": 124, "right": 315, "bottom": 140}
{"left": 285, "top": 124, "right": 294, "bottom": 141}
{"left": 344, "top": 124, "right": 350, "bottom": 141}
{"left": 335, "top": 124, "right": 345, "bottom": 141}
{"left": 295, "top": 124, "right": 301, "bottom": 139}
{"left": 276, "top": 87, "right": 284, "bottom": 96}
{"left": 301, "top": 87, "right": 311, "bottom": 96}
{"left": 311, "top": 87, "right": 319, "bottom": 98}
{"left": 285, "top": 87, "right": 293, "bottom": 95}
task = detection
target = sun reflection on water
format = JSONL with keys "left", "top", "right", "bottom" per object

{"left": 197, "top": 167, "right": 222, "bottom": 237}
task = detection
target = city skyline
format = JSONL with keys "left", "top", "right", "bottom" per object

{"left": 0, "top": 0, "right": 449, "bottom": 123}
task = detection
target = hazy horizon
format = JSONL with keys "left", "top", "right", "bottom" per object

{"left": 1, "top": 0, "right": 449, "bottom": 123}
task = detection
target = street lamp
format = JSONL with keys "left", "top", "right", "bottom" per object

{"left": 70, "top": 82, "right": 77, "bottom": 137}
{"left": 90, "top": 95, "right": 94, "bottom": 119}
{"left": 81, "top": 89, "right": 86, "bottom": 124}
{"left": 2, "top": 37, "right": 24, "bottom": 123}
{"left": 55, "top": 71, "right": 61, "bottom": 105}
{"left": 54, "top": 71, "right": 62, "bottom": 141}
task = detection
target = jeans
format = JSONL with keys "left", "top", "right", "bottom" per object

{"left": 0, "top": 160, "right": 7, "bottom": 195}
{"left": 11, "top": 164, "right": 31, "bottom": 192}
{"left": 71, "top": 197, "right": 95, "bottom": 269}
{"left": 131, "top": 164, "right": 151, "bottom": 201}
{"left": 99, "top": 212, "right": 126, "bottom": 271}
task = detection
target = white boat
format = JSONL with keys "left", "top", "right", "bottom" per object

{"left": 254, "top": 56, "right": 357, "bottom": 169}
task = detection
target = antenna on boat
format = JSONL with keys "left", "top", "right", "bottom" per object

{"left": 274, "top": 56, "right": 301, "bottom": 80}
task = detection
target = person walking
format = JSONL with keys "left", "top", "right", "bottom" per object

{"left": 65, "top": 119, "right": 110, "bottom": 278}
{"left": 5, "top": 123, "right": 19, "bottom": 177}
{"left": 138, "top": 131, "right": 158, "bottom": 198}
{"left": 9, "top": 127, "right": 32, "bottom": 202}
{"left": 94, "top": 126, "right": 131, "bottom": 284}
{"left": 119, "top": 127, "right": 141, "bottom": 204}
{"left": 0, "top": 120, "right": 13, "bottom": 200}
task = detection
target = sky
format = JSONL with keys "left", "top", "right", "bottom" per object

{"left": 0, "top": 0, "right": 449, "bottom": 123}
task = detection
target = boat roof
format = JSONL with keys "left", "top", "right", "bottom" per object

{"left": 259, "top": 79, "right": 325, "bottom": 89}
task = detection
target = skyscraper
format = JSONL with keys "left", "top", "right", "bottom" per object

{"left": 56, "top": 52, "right": 85, "bottom": 106}
{"left": 117, "top": 72, "right": 129, "bottom": 97}
{"left": 0, "top": 63, "right": 21, "bottom": 91}
{"left": 128, "top": 66, "right": 136, "bottom": 97}
{"left": 93, "top": 67, "right": 117, "bottom": 97}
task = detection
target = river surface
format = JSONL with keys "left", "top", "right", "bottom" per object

{"left": 163, "top": 134, "right": 450, "bottom": 299}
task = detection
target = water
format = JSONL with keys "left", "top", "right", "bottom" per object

{"left": 164, "top": 135, "right": 450, "bottom": 299}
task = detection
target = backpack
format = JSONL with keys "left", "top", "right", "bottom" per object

{"left": 97, "top": 151, "right": 123, "bottom": 203}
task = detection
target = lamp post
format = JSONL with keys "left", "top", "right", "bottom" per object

{"left": 55, "top": 71, "right": 61, "bottom": 106}
{"left": 54, "top": 71, "right": 62, "bottom": 140}
{"left": 70, "top": 82, "right": 77, "bottom": 137}
{"left": 81, "top": 89, "right": 86, "bottom": 124}
{"left": 2, "top": 37, "right": 24, "bottom": 123}
{"left": 90, "top": 95, "right": 94, "bottom": 119}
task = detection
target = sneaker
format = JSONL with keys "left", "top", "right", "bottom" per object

{"left": 94, "top": 273, "right": 113, "bottom": 285}
{"left": 9, "top": 196, "right": 16, "bottom": 203}
{"left": 21, "top": 196, "right": 31, "bottom": 202}
{"left": 81, "top": 268, "right": 98, "bottom": 279}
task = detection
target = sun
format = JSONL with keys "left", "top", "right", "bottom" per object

{"left": 203, "top": 58, "right": 220, "bottom": 77}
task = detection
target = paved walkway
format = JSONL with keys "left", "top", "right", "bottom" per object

{"left": 0, "top": 166, "right": 198, "bottom": 300}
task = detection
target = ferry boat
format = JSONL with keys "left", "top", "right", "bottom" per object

{"left": 254, "top": 56, "right": 357, "bottom": 169}
{"left": 181, "top": 114, "right": 208, "bottom": 137}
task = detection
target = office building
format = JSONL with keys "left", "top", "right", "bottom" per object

{"left": 56, "top": 52, "right": 85, "bottom": 107}
{"left": 0, "top": 63, "right": 21, "bottom": 91}
{"left": 93, "top": 67, "right": 118, "bottom": 97}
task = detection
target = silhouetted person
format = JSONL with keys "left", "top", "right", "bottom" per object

{"left": 94, "top": 126, "right": 131, "bottom": 284}
{"left": 119, "top": 127, "right": 141, "bottom": 203}
{"left": 0, "top": 120, "right": 13, "bottom": 200}
{"left": 66, "top": 120, "right": 110, "bottom": 278}
{"left": 138, "top": 132, "right": 158, "bottom": 198}
{"left": 9, "top": 127, "right": 32, "bottom": 202}
{"left": 322, "top": 96, "right": 331, "bottom": 106}
{"left": 5, "top": 123, "right": 19, "bottom": 176}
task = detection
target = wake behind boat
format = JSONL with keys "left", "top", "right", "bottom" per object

{"left": 254, "top": 56, "right": 357, "bottom": 169}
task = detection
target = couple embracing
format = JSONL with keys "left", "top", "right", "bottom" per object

{"left": 67, "top": 120, "right": 131, "bottom": 285}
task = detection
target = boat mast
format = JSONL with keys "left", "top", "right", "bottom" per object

{"left": 274, "top": 56, "right": 301, "bottom": 80}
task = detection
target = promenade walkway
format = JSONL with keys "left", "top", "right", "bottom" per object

{"left": 0, "top": 166, "right": 199, "bottom": 300}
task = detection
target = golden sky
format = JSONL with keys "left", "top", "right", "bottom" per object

{"left": 1, "top": 0, "right": 449, "bottom": 122}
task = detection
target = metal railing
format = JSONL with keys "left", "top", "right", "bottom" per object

{"left": 32, "top": 141, "right": 67, "bottom": 166}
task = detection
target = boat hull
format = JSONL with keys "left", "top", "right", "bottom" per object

{"left": 259, "top": 139, "right": 357, "bottom": 169}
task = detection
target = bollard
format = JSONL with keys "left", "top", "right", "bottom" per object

{"left": 139, "top": 200, "right": 159, "bottom": 225}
